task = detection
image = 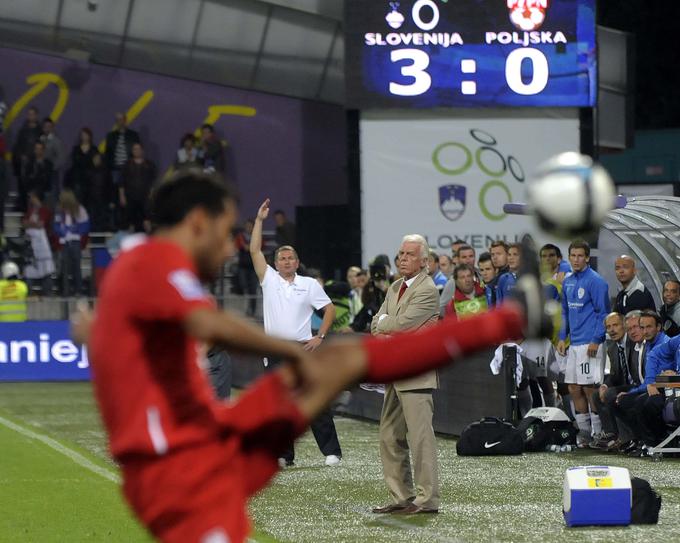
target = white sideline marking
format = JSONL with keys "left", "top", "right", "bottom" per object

{"left": 0, "top": 414, "right": 121, "bottom": 484}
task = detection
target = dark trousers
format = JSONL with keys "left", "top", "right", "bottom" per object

{"left": 237, "top": 267, "right": 258, "bottom": 316}
{"left": 639, "top": 394, "right": 667, "bottom": 447}
{"left": 267, "top": 353, "right": 342, "bottom": 463}
{"left": 591, "top": 385, "right": 632, "bottom": 437}
{"left": 60, "top": 241, "right": 82, "bottom": 296}
{"left": 614, "top": 392, "right": 650, "bottom": 443}
{"left": 207, "top": 348, "right": 232, "bottom": 400}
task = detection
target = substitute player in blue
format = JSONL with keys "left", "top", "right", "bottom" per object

{"left": 557, "top": 240, "right": 611, "bottom": 447}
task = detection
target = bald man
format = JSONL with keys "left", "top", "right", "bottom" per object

{"left": 613, "top": 256, "right": 656, "bottom": 315}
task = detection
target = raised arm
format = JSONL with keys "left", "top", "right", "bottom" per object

{"left": 250, "top": 198, "right": 270, "bottom": 282}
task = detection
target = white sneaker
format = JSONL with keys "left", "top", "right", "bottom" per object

{"left": 325, "top": 455, "right": 341, "bottom": 466}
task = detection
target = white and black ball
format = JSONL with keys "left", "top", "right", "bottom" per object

{"left": 526, "top": 152, "right": 616, "bottom": 239}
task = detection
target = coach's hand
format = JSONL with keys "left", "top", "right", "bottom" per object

{"left": 556, "top": 340, "right": 567, "bottom": 356}
{"left": 615, "top": 391, "right": 628, "bottom": 405}
{"left": 257, "top": 198, "right": 270, "bottom": 221}
{"left": 587, "top": 343, "right": 599, "bottom": 357}
{"left": 598, "top": 384, "right": 608, "bottom": 402}
{"left": 304, "top": 336, "right": 323, "bottom": 351}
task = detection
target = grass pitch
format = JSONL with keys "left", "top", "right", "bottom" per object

{"left": 1, "top": 382, "right": 680, "bottom": 542}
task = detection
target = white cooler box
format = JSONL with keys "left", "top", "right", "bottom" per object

{"left": 563, "top": 466, "right": 632, "bottom": 526}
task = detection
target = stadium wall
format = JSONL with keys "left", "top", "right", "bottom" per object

{"left": 0, "top": 46, "right": 348, "bottom": 218}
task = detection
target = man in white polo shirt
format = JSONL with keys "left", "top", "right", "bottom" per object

{"left": 251, "top": 198, "right": 342, "bottom": 467}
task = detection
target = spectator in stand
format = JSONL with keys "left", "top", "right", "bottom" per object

{"left": 54, "top": 189, "right": 90, "bottom": 296}
{"left": 476, "top": 250, "right": 494, "bottom": 298}
{"left": 105, "top": 113, "right": 140, "bottom": 186}
{"left": 346, "top": 266, "right": 363, "bottom": 321}
{"left": 438, "top": 254, "right": 453, "bottom": 279}
{"left": 66, "top": 127, "right": 97, "bottom": 206}
{"left": 614, "top": 255, "right": 656, "bottom": 314}
{"left": 174, "top": 133, "right": 202, "bottom": 171}
{"left": 351, "top": 264, "right": 387, "bottom": 333}
{"left": 440, "top": 246, "right": 477, "bottom": 316}
{"left": 589, "top": 312, "right": 638, "bottom": 450}
{"left": 199, "top": 124, "right": 225, "bottom": 174}
{"left": 446, "top": 263, "right": 487, "bottom": 319}
{"left": 120, "top": 143, "right": 156, "bottom": 232}
{"left": 234, "top": 219, "right": 258, "bottom": 317}
{"left": 22, "top": 190, "right": 55, "bottom": 295}
{"left": 450, "top": 239, "right": 466, "bottom": 265}
{"left": 557, "top": 239, "right": 610, "bottom": 448}
{"left": 88, "top": 153, "right": 114, "bottom": 231}
{"left": 495, "top": 242, "right": 520, "bottom": 303}
{"left": 660, "top": 279, "right": 680, "bottom": 337}
{"left": 427, "top": 250, "right": 447, "bottom": 293}
{"left": 12, "top": 106, "right": 42, "bottom": 210}
{"left": 40, "top": 117, "right": 65, "bottom": 201}
{"left": 273, "top": 209, "right": 295, "bottom": 248}
{"left": 23, "top": 141, "right": 53, "bottom": 202}
{"left": 614, "top": 310, "right": 670, "bottom": 456}
{"left": 540, "top": 243, "right": 571, "bottom": 283}
{"left": 487, "top": 241, "right": 510, "bottom": 306}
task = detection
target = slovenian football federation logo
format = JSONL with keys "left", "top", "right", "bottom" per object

{"left": 507, "top": 0, "right": 548, "bottom": 31}
{"left": 439, "top": 185, "right": 466, "bottom": 221}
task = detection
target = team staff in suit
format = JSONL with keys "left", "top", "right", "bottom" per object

{"left": 589, "top": 312, "right": 639, "bottom": 450}
{"left": 371, "top": 234, "right": 440, "bottom": 515}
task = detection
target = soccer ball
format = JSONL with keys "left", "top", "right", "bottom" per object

{"left": 526, "top": 152, "right": 616, "bottom": 239}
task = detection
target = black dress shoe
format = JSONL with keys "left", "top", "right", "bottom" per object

{"left": 372, "top": 503, "right": 409, "bottom": 514}
{"left": 393, "top": 503, "right": 439, "bottom": 515}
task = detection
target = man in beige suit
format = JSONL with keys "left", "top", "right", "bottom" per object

{"left": 371, "top": 234, "right": 441, "bottom": 515}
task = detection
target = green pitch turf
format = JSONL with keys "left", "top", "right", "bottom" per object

{"left": 1, "top": 382, "right": 680, "bottom": 542}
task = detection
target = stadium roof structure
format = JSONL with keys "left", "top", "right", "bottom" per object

{"left": 602, "top": 195, "right": 680, "bottom": 302}
{"left": 0, "top": 0, "right": 344, "bottom": 104}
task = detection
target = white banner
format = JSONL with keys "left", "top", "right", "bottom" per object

{"left": 361, "top": 115, "right": 580, "bottom": 261}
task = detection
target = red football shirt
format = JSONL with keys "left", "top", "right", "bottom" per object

{"left": 90, "top": 238, "right": 223, "bottom": 462}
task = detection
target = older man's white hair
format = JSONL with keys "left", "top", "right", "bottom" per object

{"left": 401, "top": 234, "right": 429, "bottom": 259}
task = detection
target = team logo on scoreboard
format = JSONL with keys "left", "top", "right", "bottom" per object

{"left": 438, "top": 185, "right": 467, "bottom": 221}
{"left": 507, "top": 0, "right": 548, "bottom": 31}
{"left": 385, "top": 2, "right": 405, "bottom": 29}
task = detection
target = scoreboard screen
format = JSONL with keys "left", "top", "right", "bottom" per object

{"left": 345, "top": 0, "right": 596, "bottom": 108}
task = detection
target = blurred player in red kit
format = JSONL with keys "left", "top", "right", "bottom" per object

{"left": 72, "top": 171, "right": 548, "bottom": 543}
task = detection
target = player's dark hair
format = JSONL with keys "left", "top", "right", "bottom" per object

{"left": 568, "top": 239, "right": 590, "bottom": 257}
{"left": 639, "top": 310, "right": 662, "bottom": 326}
{"left": 429, "top": 250, "right": 439, "bottom": 260}
{"left": 453, "top": 263, "right": 474, "bottom": 281}
{"left": 457, "top": 244, "right": 474, "bottom": 255}
{"left": 540, "top": 243, "right": 562, "bottom": 259}
{"left": 452, "top": 239, "right": 466, "bottom": 246}
{"left": 478, "top": 251, "right": 492, "bottom": 264}
{"left": 150, "top": 170, "right": 237, "bottom": 228}
{"left": 489, "top": 240, "right": 509, "bottom": 252}
{"left": 664, "top": 279, "right": 680, "bottom": 290}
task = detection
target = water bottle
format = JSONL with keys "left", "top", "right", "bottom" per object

{"left": 561, "top": 444, "right": 573, "bottom": 453}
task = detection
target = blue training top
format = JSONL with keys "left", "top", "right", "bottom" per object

{"left": 559, "top": 266, "right": 611, "bottom": 346}
{"left": 629, "top": 332, "right": 672, "bottom": 395}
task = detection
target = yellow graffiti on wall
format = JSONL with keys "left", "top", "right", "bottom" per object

{"left": 3, "top": 73, "right": 69, "bottom": 132}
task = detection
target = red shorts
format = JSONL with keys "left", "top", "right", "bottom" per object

{"left": 121, "top": 372, "right": 307, "bottom": 543}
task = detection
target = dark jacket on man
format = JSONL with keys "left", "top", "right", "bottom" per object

{"left": 614, "top": 276, "right": 656, "bottom": 315}
{"left": 105, "top": 128, "right": 140, "bottom": 171}
{"left": 660, "top": 301, "right": 680, "bottom": 337}
{"left": 603, "top": 335, "right": 640, "bottom": 388}
{"left": 11, "top": 121, "right": 42, "bottom": 177}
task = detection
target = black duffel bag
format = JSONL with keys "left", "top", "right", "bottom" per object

{"left": 456, "top": 417, "right": 524, "bottom": 456}
{"left": 517, "top": 416, "right": 578, "bottom": 452}
{"left": 631, "top": 477, "right": 662, "bottom": 524}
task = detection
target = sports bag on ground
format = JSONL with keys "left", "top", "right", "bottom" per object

{"left": 456, "top": 417, "right": 524, "bottom": 456}
{"left": 517, "top": 407, "right": 578, "bottom": 452}
{"left": 631, "top": 477, "right": 662, "bottom": 524}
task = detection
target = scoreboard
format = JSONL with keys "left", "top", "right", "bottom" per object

{"left": 345, "top": 0, "right": 596, "bottom": 108}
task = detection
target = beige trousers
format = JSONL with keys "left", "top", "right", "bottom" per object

{"left": 378, "top": 384, "right": 440, "bottom": 509}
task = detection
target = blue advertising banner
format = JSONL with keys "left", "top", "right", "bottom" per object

{"left": 0, "top": 321, "right": 90, "bottom": 381}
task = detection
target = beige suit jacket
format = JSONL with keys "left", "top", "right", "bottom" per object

{"left": 371, "top": 271, "right": 440, "bottom": 391}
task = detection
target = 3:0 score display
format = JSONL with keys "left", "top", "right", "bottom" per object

{"left": 345, "top": 0, "right": 596, "bottom": 109}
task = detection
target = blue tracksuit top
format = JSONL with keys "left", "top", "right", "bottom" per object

{"left": 559, "top": 266, "right": 610, "bottom": 346}
{"left": 629, "top": 332, "right": 672, "bottom": 395}
{"left": 495, "top": 271, "right": 517, "bottom": 303}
